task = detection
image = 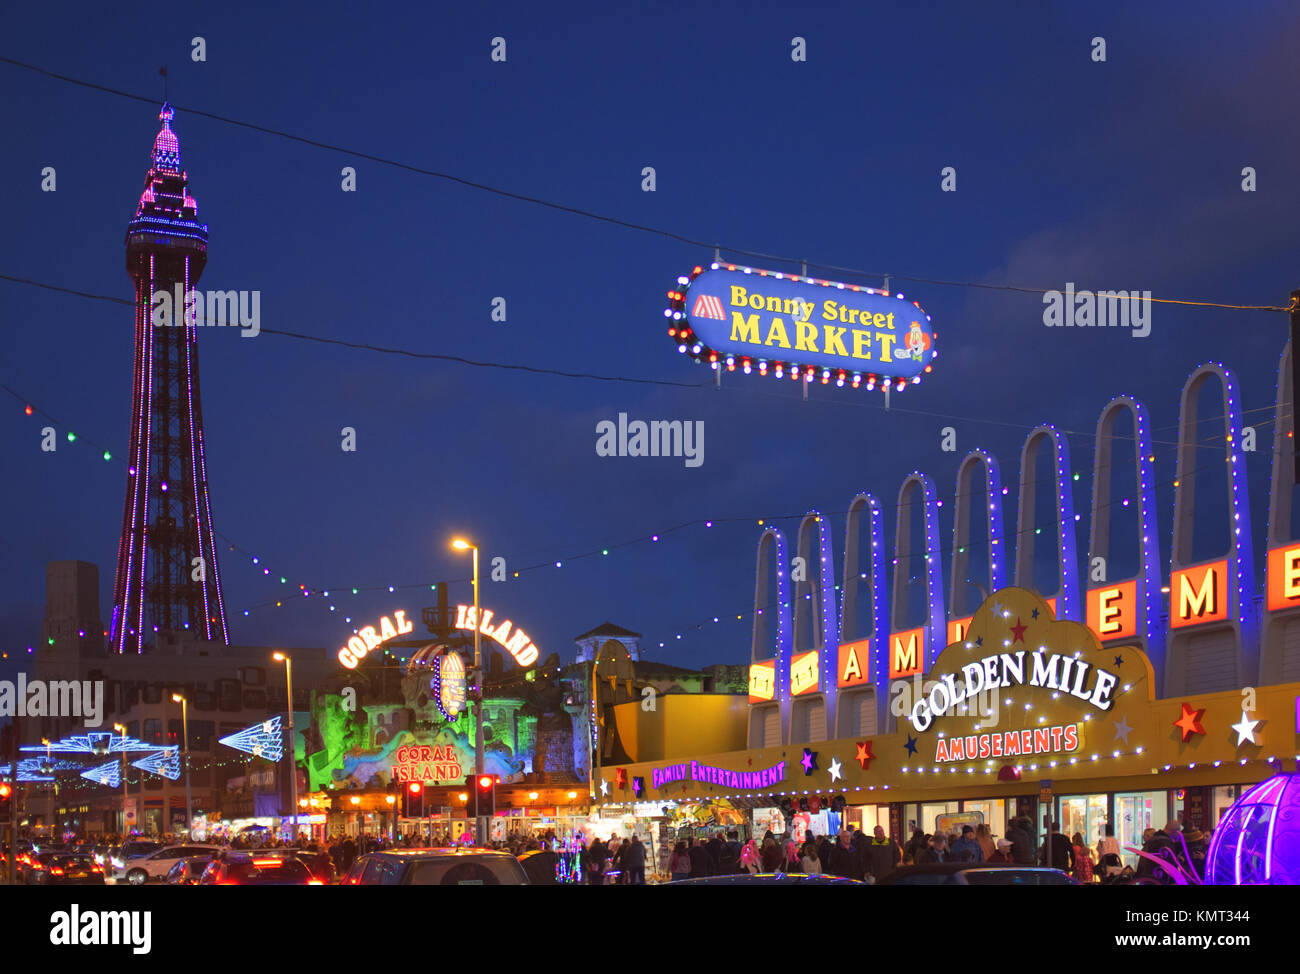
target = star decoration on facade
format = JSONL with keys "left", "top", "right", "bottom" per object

{"left": 1010, "top": 617, "right": 1027, "bottom": 643}
{"left": 1114, "top": 655, "right": 1124, "bottom": 667}
{"left": 599, "top": 778, "right": 610, "bottom": 796}
{"left": 974, "top": 636, "right": 983, "bottom": 647}
{"left": 828, "top": 756, "right": 843, "bottom": 782}
{"left": 904, "top": 735, "right": 918, "bottom": 756}
{"left": 1112, "top": 715, "right": 1133, "bottom": 744}
{"left": 855, "top": 740, "right": 874, "bottom": 770}
{"left": 1031, "top": 608, "right": 1039, "bottom": 620}
{"left": 1231, "top": 711, "right": 1259, "bottom": 745}
{"left": 800, "top": 748, "right": 818, "bottom": 774}
{"left": 632, "top": 776, "right": 644, "bottom": 798}
{"left": 1173, "top": 702, "right": 1206, "bottom": 742}
{"left": 615, "top": 767, "right": 627, "bottom": 789}
{"left": 991, "top": 601, "right": 1004, "bottom": 618}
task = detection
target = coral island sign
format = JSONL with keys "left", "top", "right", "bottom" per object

{"left": 454, "top": 604, "right": 540, "bottom": 667}
{"left": 664, "top": 263, "right": 936, "bottom": 390}
{"left": 391, "top": 744, "right": 463, "bottom": 783}
{"left": 338, "top": 609, "right": 414, "bottom": 669}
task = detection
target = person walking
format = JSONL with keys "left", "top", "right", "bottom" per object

{"left": 951, "top": 825, "right": 984, "bottom": 863}
{"left": 800, "top": 839, "right": 822, "bottom": 874}
{"left": 759, "top": 834, "right": 784, "bottom": 872}
{"left": 866, "top": 825, "right": 901, "bottom": 881}
{"left": 1040, "top": 821, "right": 1075, "bottom": 873}
{"left": 827, "top": 830, "right": 864, "bottom": 879}
{"left": 916, "top": 832, "right": 949, "bottom": 864}
{"left": 585, "top": 838, "right": 607, "bottom": 885}
{"left": 1096, "top": 823, "right": 1123, "bottom": 879}
{"left": 975, "top": 823, "right": 996, "bottom": 861}
{"left": 706, "top": 831, "right": 725, "bottom": 873}
{"left": 624, "top": 834, "right": 646, "bottom": 885}
{"left": 1071, "top": 832, "right": 1094, "bottom": 883}
{"left": 669, "top": 840, "right": 692, "bottom": 882}
{"left": 988, "top": 838, "right": 1016, "bottom": 863}
{"left": 740, "top": 837, "right": 761, "bottom": 874}
{"left": 1005, "top": 817, "right": 1035, "bottom": 866}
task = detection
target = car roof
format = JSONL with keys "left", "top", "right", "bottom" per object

{"left": 365, "top": 848, "right": 517, "bottom": 860}
{"left": 879, "top": 863, "right": 1067, "bottom": 879}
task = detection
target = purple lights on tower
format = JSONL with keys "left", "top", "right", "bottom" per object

{"left": 109, "top": 104, "right": 229, "bottom": 653}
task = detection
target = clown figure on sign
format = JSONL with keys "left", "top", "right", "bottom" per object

{"left": 905, "top": 320, "right": 929, "bottom": 363}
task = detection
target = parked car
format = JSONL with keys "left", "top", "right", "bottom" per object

{"left": 27, "top": 851, "right": 106, "bottom": 886}
{"left": 119, "top": 844, "right": 220, "bottom": 885}
{"left": 874, "top": 863, "right": 1080, "bottom": 886}
{"left": 345, "top": 849, "right": 529, "bottom": 885}
{"left": 666, "top": 873, "right": 866, "bottom": 885}
{"left": 164, "top": 855, "right": 213, "bottom": 885}
{"left": 199, "top": 852, "right": 322, "bottom": 886}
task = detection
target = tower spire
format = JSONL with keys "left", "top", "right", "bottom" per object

{"left": 110, "top": 105, "right": 229, "bottom": 653}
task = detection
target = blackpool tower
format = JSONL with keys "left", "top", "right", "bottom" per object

{"left": 109, "top": 103, "right": 230, "bottom": 653}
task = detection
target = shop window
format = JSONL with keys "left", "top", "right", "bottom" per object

{"left": 218, "top": 679, "right": 241, "bottom": 712}
{"left": 242, "top": 689, "right": 267, "bottom": 710}
{"left": 190, "top": 721, "right": 214, "bottom": 751}
{"left": 142, "top": 718, "right": 162, "bottom": 744}
{"left": 193, "top": 690, "right": 216, "bottom": 711}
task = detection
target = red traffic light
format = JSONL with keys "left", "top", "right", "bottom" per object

{"left": 477, "top": 775, "right": 492, "bottom": 789}
{"left": 408, "top": 782, "right": 422, "bottom": 794}
{"left": 0, "top": 783, "right": 11, "bottom": 799}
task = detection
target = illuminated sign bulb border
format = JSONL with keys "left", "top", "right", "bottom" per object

{"left": 665, "top": 262, "right": 936, "bottom": 393}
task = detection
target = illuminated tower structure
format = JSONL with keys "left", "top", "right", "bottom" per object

{"left": 109, "top": 103, "right": 229, "bottom": 653}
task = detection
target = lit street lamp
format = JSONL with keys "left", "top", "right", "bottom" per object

{"left": 452, "top": 537, "right": 485, "bottom": 845}
{"left": 272, "top": 651, "right": 297, "bottom": 844}
{"left": 114, "top": 722, "right": 128, "bottom": 835}
{"left": 171, "top": 694, "right": 193, "bottom": 838}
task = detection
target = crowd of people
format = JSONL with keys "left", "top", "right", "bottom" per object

{"left": 657, "top": 825, "right": 904, "bottom": 883}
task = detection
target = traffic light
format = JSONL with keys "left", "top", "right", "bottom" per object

{"left": 468, "top": 773, "right": 499, "bottom": 817}
{"left": 405, "top": 781, "right": 423, "bottom": 818}
{"left": 0, "top": 781, "right": 12, "bottom": 825}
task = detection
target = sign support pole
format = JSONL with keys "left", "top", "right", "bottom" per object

{"left": 883, "top": 275, "right": 892, "bottom": 411}
{"left": 1290, "top": 289, "right": 1300, "bottom": 478}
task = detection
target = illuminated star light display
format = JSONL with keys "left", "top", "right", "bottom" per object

{"left": 133, "top": 748, "right": 180, "bottom": 780}
{"left": 81, "top": 762, "right": 122, "bottom": 788}
{"left": 218, "top": 717, "right": 284, "bottom": 762}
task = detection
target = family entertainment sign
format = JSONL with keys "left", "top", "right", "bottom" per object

{"left": 651, "top": 759, "right": 787, "bottom": 792}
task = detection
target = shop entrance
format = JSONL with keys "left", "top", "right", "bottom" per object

{"left": 1059, "top": 794, "right": 1109, "bottom": 850}
{"left": 1115, "top": 790, "right": 1163, "bottom": 869}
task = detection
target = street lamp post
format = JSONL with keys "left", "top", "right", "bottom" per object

{"left": 273, "top": 652, "right": 297, "bottom": 845}
{"left": 41, "top": 737, "right": 52, "bottom": 838}
{"left": 452, "top": 538, "right": 485, "bottom": 846}
{"left": 114, "top": 723, "right": 128, "bottom": 835}
{"left": 171, "top": 695, "right": 192, "bottom": 838}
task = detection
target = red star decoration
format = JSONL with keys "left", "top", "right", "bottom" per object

{"left": 1174, "top": 702, "right": 1206, "bottom": 742}
{"left": 1010, "top": 617, "right": 1027, "bottom": 643}
{"left": 855, "top": 740, "right": 874, "bottom": 770}
{"left": 615, "top": 768, "right": 626, "bottom": 789}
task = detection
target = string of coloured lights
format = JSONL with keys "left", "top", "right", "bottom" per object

{"left": 0, "top": 272, "right": 1283, "bottom": 451}
{"left": 0, "top": 352, "right": 1284, "bottom": 663}
{"left": 0, "top": 373, "right": 1279, "bottom": 660}
{"left": 0, "top": 56, "right": 1289, "bottom": 316}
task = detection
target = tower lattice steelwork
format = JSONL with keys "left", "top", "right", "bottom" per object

{"left": 110, "top": 104, "right": 230, "bottom": 653}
